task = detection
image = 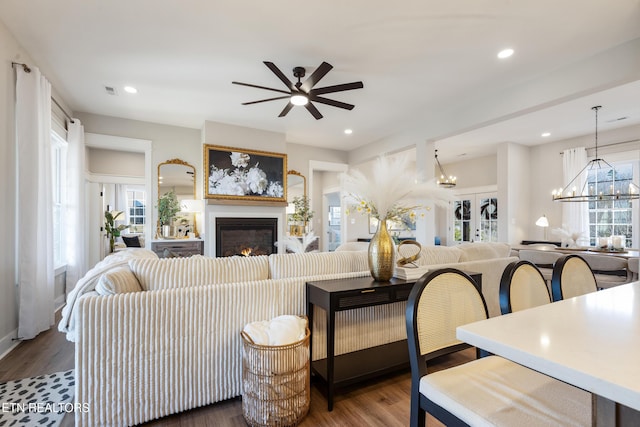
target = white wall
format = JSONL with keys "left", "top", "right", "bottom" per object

{"left": 445, "top": 154, "right": 497, "bottom": 189}
{"left": 498, "top": 142, "right": 530, "bottom": 244}
{"left": 87, "top": 147, "right": 145, "bottom": 177}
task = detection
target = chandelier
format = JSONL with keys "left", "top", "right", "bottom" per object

{"left": 552, "top": 106, "right": 640, "bottom": 202}
{"left": 435, "top": 150, "right": 456, "bottom": 188}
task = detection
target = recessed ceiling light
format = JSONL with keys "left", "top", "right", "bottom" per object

{"left": 541, "top": 132, "right": 551, "bottom": 137}
{"left": 124, "top": 86, "right": 138, "bottom": 94}
{"left": 344, "top": 129, "right": 353, "bottom": 135}
{"left": 497, "top": 48, "right": 514, "bottom": 59}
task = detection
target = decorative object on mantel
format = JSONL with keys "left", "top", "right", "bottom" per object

{"left": 276, "top": 232, "right": 319, "bottom": 253}
{"left": 232, "top": 61, "right": 363, "bottom": 120}
{"left": 105, "top": 210, "right": 129, "bottom": 253}
{"left": 435, "top": 149, "right": 457, "bottom": 188}
{"left": 204, "top": 144, "right": 287, "bottom": 204}
{"left": 342, "top": 153, "right": 451, "bottom": 281}
{"left": 289, "top": 195, "right": 314, "bottom": 236}
{"left": 552, "top": 106, "right": 640, "bottom": 202}
{"left": 157, "top": 190, "right": 180, "bottom": 238}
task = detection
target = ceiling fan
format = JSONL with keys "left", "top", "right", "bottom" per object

{"left": 232, "top": 61, "right": 363, "bottom": 120}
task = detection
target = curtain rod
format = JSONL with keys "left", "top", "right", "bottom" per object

{"left": 12, "top": 61, "right": 75, "bottom": 124}
{"left": 559, "top": 138, "right": 640, "bottom": 155}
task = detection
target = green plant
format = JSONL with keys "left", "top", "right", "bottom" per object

{"left": 105, "top": 211, "right": 129, "bottom": 253}
{"left": 105, "top": 211, "right": 129, "bottom": 238}
{"left": 157, "top": 190, "right": 180, "bottom": 226}
{"left": 290, "top": 196, "right": 314, "bottom": 223}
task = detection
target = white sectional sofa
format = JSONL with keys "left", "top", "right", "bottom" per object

{"left": 59, "top": 242, "right": 516, "bottom": 426}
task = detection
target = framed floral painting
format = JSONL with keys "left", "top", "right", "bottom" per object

{"left": 204, "top": 145, "right": 287, "bottom": 203}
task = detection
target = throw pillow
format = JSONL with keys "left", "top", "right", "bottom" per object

{"left": 122, "top": 235, "right": 141, "bottom": 247}
{"left": 95, "top": 266, "right": 143, "bottom": 295}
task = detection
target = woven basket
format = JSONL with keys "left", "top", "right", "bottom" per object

{"left": 241, "top": 321, "right": 310, "bottom": 427}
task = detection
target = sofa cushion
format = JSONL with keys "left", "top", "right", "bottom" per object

{"left": 268, "top": 251, "right": 369, "bottom": 280}
{"left": 415, "top": 246, "right": 463, "bottom": 266}
{"left": 129, "top": 255, "right": 270, "bottom": 291}
{"left": 458, "top": 242, "right": 511, "bottom": 261}
{"left": 95, "top": 266, "right": 143, "bottom": 295}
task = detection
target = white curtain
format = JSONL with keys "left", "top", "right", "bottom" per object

{"left": 16, "top": 66, "right": 55, "bottom": 339}
{"left": 65, "top": 119, "right": 87, "bottom": 293}
{"left": 562, "top": 147, "right": 590, "bottom": 245}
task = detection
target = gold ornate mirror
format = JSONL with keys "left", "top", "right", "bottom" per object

{"left": 157, "top": 159, "right": 196, "bottom": 238}
{"left": 287, "top": 170, "right": 307, "bottom": 236}
{"left": 287, "top": 170, "right": 306, "bottom": 202}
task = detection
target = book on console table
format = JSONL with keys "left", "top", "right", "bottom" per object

{"left": 394, "top": 266, "right": 429, "bottom": 281}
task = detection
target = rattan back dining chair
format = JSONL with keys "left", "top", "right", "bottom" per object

{"left": 499, "top": 260, "right": 551, "bottom": 315}
{"left": 406, "top": 268, "right": 591, "bottom": 427}
{"left": 551, "top": 254, "right": 598, "bottom": 301}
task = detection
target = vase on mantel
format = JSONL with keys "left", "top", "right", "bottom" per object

{"left": 368, "top": 218, "right": 396, "bottom": 281}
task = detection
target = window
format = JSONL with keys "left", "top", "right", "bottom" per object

{"left": 51, "top": 131, "right": 68, "bottom": 268}
{"left": 587, "top": 161, "right": 636, "bottom": 247}
{"left": 126, "top": 186, "right": 146, "bottom": 233}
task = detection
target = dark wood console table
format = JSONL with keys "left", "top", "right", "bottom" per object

{"left": 306, "top": 271, "right": 481, "bottom": 411}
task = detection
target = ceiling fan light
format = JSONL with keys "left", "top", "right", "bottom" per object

{"left": 290, "top": 94, "right": 308, "bottom": 106}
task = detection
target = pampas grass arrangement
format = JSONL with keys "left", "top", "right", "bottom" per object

{"left": 341, "top": 152, "right": 453, "bottom": 222}
{"left": 276, "top": 232, "right": 319, "bottom": 253}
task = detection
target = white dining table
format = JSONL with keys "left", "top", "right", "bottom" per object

{"left": 457, "top": 282, "right": 640, "bottom": 426}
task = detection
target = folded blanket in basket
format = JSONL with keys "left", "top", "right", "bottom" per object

{"left": 243, "top": 315, "right": 307, "bottom": 346}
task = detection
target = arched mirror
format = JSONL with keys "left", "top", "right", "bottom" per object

{"left": 287, "top": 170, "right": 306, "bottom": 202}
{"left": 287, "top": 170, "right": 308, "bottom": 236}
{"left": 157, "top": 159, "right": 196, "bottom": 238}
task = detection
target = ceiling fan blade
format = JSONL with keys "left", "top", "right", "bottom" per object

{"left": 242, "top": 96, "right": 291, "bottom": 105}
{"left": 232, "top": 81, "right": 290, "bottom": 95}
{"left": 305, "top": 102, "right": 323, "bottom": 120}
{"left": 278, "top": 102, "right": 294, "bottom": 117}
{"left": 310, "top": 81, "right": 364, "bottom": 96}
{"left": 300, "top": 61, "right": 333, "bottom": 92}
{"left": 310, "top": 96, "right": 355, "bottom": 110}
{"left": 264, "top": 61, "right": 294, "bottom": 91}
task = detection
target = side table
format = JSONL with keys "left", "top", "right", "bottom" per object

{"left": 306, "top": 271, "right": 481, "bottom": 411}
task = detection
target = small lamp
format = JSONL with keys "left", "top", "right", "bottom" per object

{"left": 535, "top": 215, "right": 549, "bottom": 240}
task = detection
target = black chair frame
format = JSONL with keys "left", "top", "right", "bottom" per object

{"left": 499, "top": 260, "right": 550, "bottom": 315}
{"left": 551, "top": 254, "right": 596, "bottom": 302}
{"left": 406, "top": 268, "right": 490, "bottom": 427}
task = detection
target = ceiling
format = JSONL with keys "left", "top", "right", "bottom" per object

{"left": 2, "top": 0, "right": 640, "bottom": 158}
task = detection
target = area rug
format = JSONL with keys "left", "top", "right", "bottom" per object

{"left": 0, "top": 370, "right": 74, "bottom": 427}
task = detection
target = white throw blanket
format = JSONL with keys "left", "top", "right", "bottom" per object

{"left": 58, "top": 248, "right": 158, "bottom": 341}
{"left": 242, "top": 315, "right": 307, "bottom": 346}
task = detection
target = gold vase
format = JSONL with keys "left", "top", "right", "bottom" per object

{"left": 368, "top": 218, "right": 396, "bottom": 281}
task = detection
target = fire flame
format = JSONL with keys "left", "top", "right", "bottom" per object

{"left": 240, "top": 248, "right": 252, "bottom": 257}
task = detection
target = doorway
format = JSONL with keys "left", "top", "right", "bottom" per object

{"left": 324, "top": 191, "right": 342, "bottom": 251}
{"left": 451, "top": 192, "right": 498, "bottom": 243}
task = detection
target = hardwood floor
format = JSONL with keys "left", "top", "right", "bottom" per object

{"left": 0, "top": 315, "right": 474, "bottom": 426}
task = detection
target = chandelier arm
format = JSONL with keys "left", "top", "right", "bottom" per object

{"left": 560, "top": 160, "right": 594, "bottom": 196}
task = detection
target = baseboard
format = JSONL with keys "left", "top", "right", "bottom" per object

{"left": 55, "top": 294, "right": 66, "bottom": 311}
{"left": 0, "top": 328, "right": 20, "bottom": 361}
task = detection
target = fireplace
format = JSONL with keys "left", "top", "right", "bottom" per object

{"left": 215, "top": 217, "right": 278, "bottom": 257}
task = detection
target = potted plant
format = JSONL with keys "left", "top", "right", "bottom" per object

{"left": 290, "top": 196, "right": 314, "bottom": 235}
{"left": 105, "top": 210, "right": 129, "bottom": 253}
{"left": 157, "top": 190, "right": 181, "bottom": 237}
